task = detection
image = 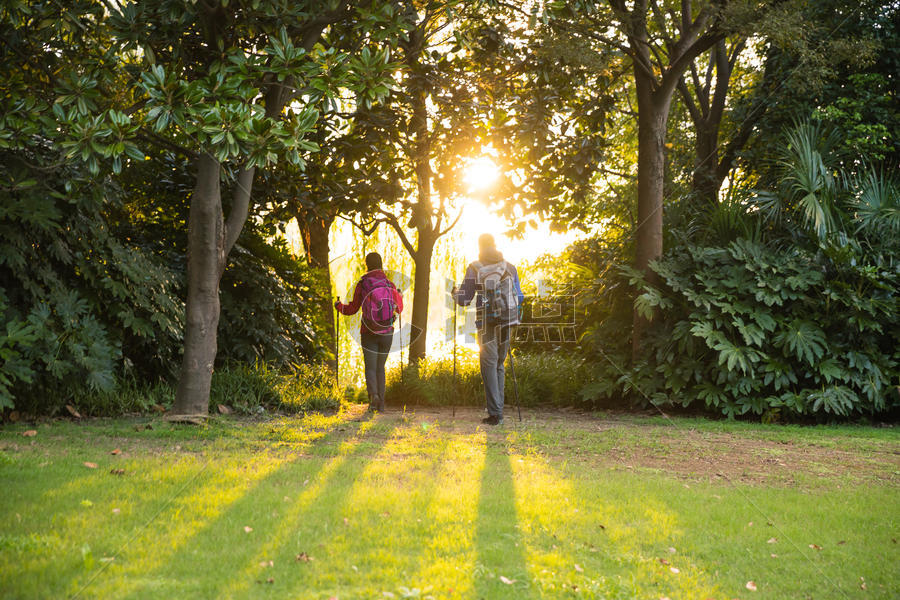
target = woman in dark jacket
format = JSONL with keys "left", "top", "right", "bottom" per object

{"left": 335, "top": 252, "right": 403, "bottom": 411}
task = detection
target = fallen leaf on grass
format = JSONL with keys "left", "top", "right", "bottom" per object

{"left": 574, "top": 563, "right": 583, "bottom": 572}
{"left": 343, "top": 517, "right": 349, "bottom": 525}
{"left": 109, "top": 469, "right": 125, "bottom": 476}
{"left": 243, "top": 526, "right": 253, "bottom": 533}
{"left": 296, "top": 552, "right": 313, "bottom": 562}
{"left": 659, "top": 558, "right": 670, "bottom": 566}
{"left": 767, "top": 537, "right": 777, "bottom": 544}
{"left": 668, "top": 547, "right": 677, "bottom": 554}
{"left": 499, "top": 576, "right": 515, "bottom": 585}
{"left": 255, "top": 578, "right": 274, "bottom": 584}
{"left": 259, "top": 560, "right": 274, "bottom": 568}
{"left": 65, "top": 405, "right": 82, "bottom": 418}
{"left": 770, "top": 553, "right": 778, "bottom": 558}
{"left": 809, "top": 543, "right": 822, "bottom": 550}
{"left": 110, "top": 448, "right": 121, "bottom": 455}
{"left": 112, "top": 508, "right": 120, "bottom": 514}
{"left": 746, "top": 581, "right": 758, "bottom": 591}
{"left": 83, "top": 462, "right": 98, "bottom": 469}
{"left": 153, "top": 404, "right": 166, "bottom": 413}
{"left": 22, "top": 430, "right": 37, "bottom": 437}
{"left": 669, "top": 567, "right": 680, "bottom": 574}
{"left": 837, "top": 540, "right": 846, "bottom": 545}
{"left": 100, "top": 556, "right": 115, "bottom": 562}
{"left": 217, "top": 404, "right": 233, "bottom": 415}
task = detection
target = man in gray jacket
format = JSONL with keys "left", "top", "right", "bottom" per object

{"left": 452, "top": 234, "right": 525, "bottom": 425}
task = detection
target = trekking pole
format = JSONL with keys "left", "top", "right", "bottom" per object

{"left": 398, "top": 311, "right": 404, "bottom": 385}
{"left": 334, "top": 296, "right": 340, "bottom": 385}
{"left": 452, "top": 281, "right": 458, "bottom": 419}
{"left": 507, "top": 333, "right": 522, "bottom": 422}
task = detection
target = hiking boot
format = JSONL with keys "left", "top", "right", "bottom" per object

{"left": 481, "top": 415, "right": 503, "bottom": 426}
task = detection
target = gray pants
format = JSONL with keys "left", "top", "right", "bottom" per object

{"left": 361, "top": 331, "right": 392, "bottom": 408}
{"left": 478, "top": 324, "right": 511, "bottom": 418}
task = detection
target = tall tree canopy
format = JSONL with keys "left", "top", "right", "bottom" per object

{"left": 40, "top": 0, "right": 401, "bottom": 417}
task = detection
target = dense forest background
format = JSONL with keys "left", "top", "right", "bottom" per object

{"left": 1, "top": 0, "right": 897, "bottom": 421}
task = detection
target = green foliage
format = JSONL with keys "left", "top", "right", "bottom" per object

{"left": 606, "top": 239, "right": 899, "bottom": 419}
{"left": 210, "top": 362, "right": 342, "bottom": 415}
{"left": 386, "top": 351, "right": 484, "bottom": 407}
{"left": 218, "top": 231, "right": 326, "bottom": 368}
{"left": 0, "top": 157, "right": 184, "bottom": 412}
{"left": 567, "top": 117, "right": 900, "bottom": 421}
{"left": 70, "top": 378, "right": 175, "bottom": 417}
{"left": 385, "top": 349, "right": 590, "bottom": 408}
{"left": 741, "top": 0, "right": 900, "bottom": 178}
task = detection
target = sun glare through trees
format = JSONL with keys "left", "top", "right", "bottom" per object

{"left": 1, "top": 1, "right": 899, "bottom": 598}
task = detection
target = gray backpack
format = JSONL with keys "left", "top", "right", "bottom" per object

{"left": 476, "top": 260, "right": 519, "bottom": 325}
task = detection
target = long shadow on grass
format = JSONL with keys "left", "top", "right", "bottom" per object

{"left": 474, "top": 437, "right": 534, "bottom": 599}
{"left": 107, "top": 415, "right": 397, "bottom": 600}
{"left": 274, "top": 422, "right": 455, "bottom": 598}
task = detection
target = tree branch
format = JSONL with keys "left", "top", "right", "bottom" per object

{"left": 677, "top": 76, "right": 702, "bottom": 124}
{"left": 681, "top": 0, "right": 692, "bottom": 32}
{"left": 707, "top": 40, "right": 735, "bottom": 127}
{"left": 437, "top": 207, "right": 463, "bottom": 238}
{"left": 138, "top": 130, "right": 197, "bottom": 159}
{"left": 660, "top": 30, "right": 723, "bottom": 98}
{"left": 223, "top": 165, "right": 255, "bottom": 256}
{"left": 378, "top": 207, "right": 418, "bottom": 259}
{"left": 337, "top": 212, "right": 381, "bottom": 236}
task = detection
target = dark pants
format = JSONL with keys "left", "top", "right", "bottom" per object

{"left": 361, "top": 331, "right": 392, "bottom": 409}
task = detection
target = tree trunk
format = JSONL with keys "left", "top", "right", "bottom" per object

{"left": 402, "top": 19, "right": 436, "bottom": 366}
{"left": 692, "top": 122, "right": 721, "bottom": 207}
{"left": 169, "top": 17, "right": 333, "bottom": 420}
{"left": 299, "top": 211, "right": 336, "bottom": 372}
{"left": 632, "top": 76, "right": 674, "bottom": 361}
{"left": 173, "top": 154, "right": 225, "bottom": 417}
{"left": 408, "top": 233, "right": 435, "bottom": 364}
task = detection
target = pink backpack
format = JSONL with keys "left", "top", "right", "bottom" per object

{"left": 361, "top": 276, "right": 397, "bottom": 331}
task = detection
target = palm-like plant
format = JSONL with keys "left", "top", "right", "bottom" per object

{"left": 778, "top": 120, "right": 843, "bottom": 241}
{"left": 848, "top": 166, "right": 900, "bottom": 237}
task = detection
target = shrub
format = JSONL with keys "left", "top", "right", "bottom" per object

{"left": 210, "top": 362, "right": 342, "bottom": 415}
{"left": 616, "top": 239, "right": 900, "bottom": 419}
{"left": 70, "top": 379, "right": 175, "bottom": 417}
{"left": 279, "top": 362, "right": 343, "bottom": 412}
{"left": 0, "top": 176, "right": 183, "bottom": 413}
{"left": 385, "top": 348, "right": 591, "bottom": 408}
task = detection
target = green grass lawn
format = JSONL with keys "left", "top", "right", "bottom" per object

{"left": 1, "top": 407, "right": 898, "bottom": 599}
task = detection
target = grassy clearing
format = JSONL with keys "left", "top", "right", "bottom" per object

{"left": 1, "top": 408, "right": 898, "bottom": 599}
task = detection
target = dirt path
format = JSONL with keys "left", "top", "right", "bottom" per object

{"left": 385, "top": 405, "right": 900, "bottom": 486}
